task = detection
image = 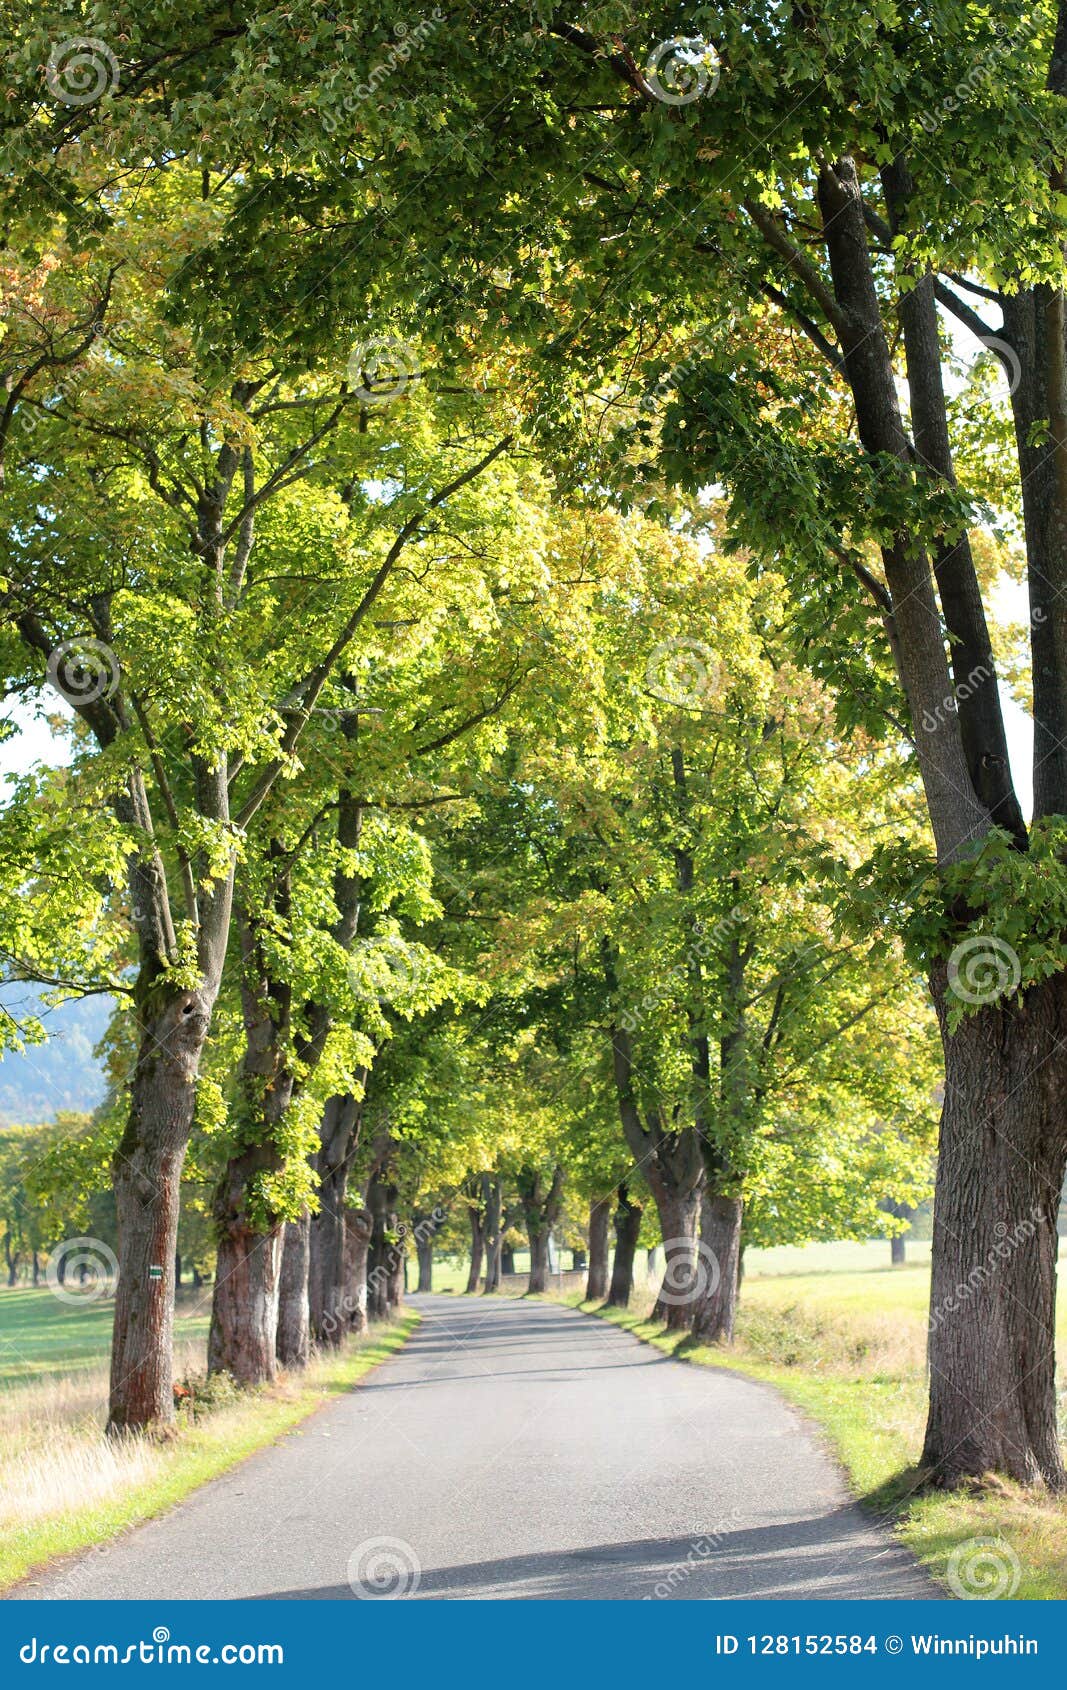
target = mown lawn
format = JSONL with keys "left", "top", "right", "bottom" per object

{"left": 0, "top": 1285, "right": 211, "bottom": 1386}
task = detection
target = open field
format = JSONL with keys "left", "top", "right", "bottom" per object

{"left": 0, "top": 1289, "right": 418, "bottom": 1593}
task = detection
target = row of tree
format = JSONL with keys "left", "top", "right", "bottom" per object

{"left": 2, "top": 0, "right": 1065, "bottom": 1490}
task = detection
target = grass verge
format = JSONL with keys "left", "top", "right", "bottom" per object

{"left": 557, "top": 1283, "right": 1067, "bottom": 1601}
{"left": 1, "top": 1310, "right": 418, "bottom": 1593}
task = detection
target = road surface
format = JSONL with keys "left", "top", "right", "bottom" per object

{"left": 13, "top": 1295, "right": 940, "bottom": 1600}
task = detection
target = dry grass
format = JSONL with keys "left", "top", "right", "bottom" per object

{"left": 0, "top": 1310, "right": 419, "bottom": 1590}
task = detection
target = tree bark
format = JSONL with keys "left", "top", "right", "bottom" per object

{"left": 482, "top": 1176, "right": 502, "bottom": 1293}
{"left": 585, "top": 1195, "right": 612, "bottom": 1301}
{"left": 606, "top": 1185, "right": 642, "bottom": 1308}
{"left": 603, "top": 974, "right": 704, "bottom": 1329}
{"left": 922, "top": 974, "right": 1067, "bottom": 1488}
{"left": 308, "top": 1092, "right": 361, "bottom": 1344}
{"left": 208, "top": 1143, "right": 284, "bottom": 1388}
{"left": 276, "top": 1213, "right": 311, "bottom": 1369}
{"left": 464, "top": 1181, "right": 485, "bottom": 1294}
{"left": 518, "top": 1164, "right": 565, "bottom": 1295}
{"left": 107, "top": 987, "right": 214, "bottom": 1433}
{"left": 341, "top": 1207, "right": 372, "bottom": 1336}
{"left": 690, "top": 1192, "right": 743, "bottom": 1344}
{"left": 366, "top": 1172, "right": 401, "bottom": 1321}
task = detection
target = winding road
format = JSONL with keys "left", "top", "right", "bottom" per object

{"left": 14, "top": 1295, "right": 940, "bottom": 1601}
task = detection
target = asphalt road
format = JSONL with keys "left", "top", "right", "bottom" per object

{"left": 14, "top": 1294, "right": 941, "bottom": 1601}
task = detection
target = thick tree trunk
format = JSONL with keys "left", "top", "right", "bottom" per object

{"left": 342, "top": 1208, "right": 371, "bottom": 1336}
{"left": 605, "top": 1003, "right": 704, "bottom": 1329}
{"left": 208, "top": 1217, "right": 283, "bottom": 1388}
{"left": 890, "top": 1233, "right": 906, "bottom": 1267}
{"left": 922, "top": 975, "right": 1067, "bottom": 1489}
{"left": 606, "top": 1186, "right": 641, "bottom": 1308}
{"left": 367, "top": 1175, "right": 401, "bottom": 1321}
{"left": 690, "top": 1192, "right": 743, "bottom": 1344}
{"left": 528, "top": 1229, "right": 550, "bottom": 1294}
{"left": 276, "top": 1213, "right": 311, "bottom": 1369}
{"left": 416, "top": 1235, "right": 434, "bottom": 1292}
{"left": 308, "top": 1093, "right": 360, "bottom": 1344}
{"left": 518, "top": 1164, "right": 565, "bottom": 1296}
{"left": 208, "top": 1138, "right": 287, "bottom": 1388}
{"left": 649, "top": 1183, "right": 702, "bottom": 1331}
{"left": 107, "top": 988, "right": 212, "bottom": 1434}
{"left": 586, "top": 1195, "right": 611, "bottom": 1301}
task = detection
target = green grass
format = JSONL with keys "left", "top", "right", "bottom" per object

{"left": 0, "top": 1285, "right": 211, "bottom": 1385}
{"left": 553, "top": 1252, "right": 1067, "bottom": 1601}
{"left": 0, "top": 1306, "right": 418, "bottom": 1593}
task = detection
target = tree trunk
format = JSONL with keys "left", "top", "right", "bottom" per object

{"left": 107, "top": 988, "right": 213, "bottom": 1434}
{"left": 922, "top": 975, "right": 1067, "bottom": 1489}
{"left": 465, "top": 1197, "right": 485, "bottom": 1294}
{"left": 518, "top": 1164, "right": 565, "bottom": 1296}
{"left": 276, "top": 1213, "right": 311, "bottom": 1369}
{"left": 586, "top": 1195, "right": 611, "bottom": 1301}
{"left": 416, "top": 1234, "right": 434, "bottom": 1293}
{"left": 891, "top": 1233, "right": 906, "bottom": 1267}
{"left": 208, "top": 1139, "right": 287, "bottom": 1389}
{"left": 342, "top": 1208, "right": 371, "bottom": 1335}
{"left": 32, "top": 1250, "right": 40, "bottom": 1285}
{"left": 174, "top": 1251, "right": 181, "bottom": 1288}
{"left": 208, "top": 1223, "right": 283, "bottom": 1388}
{"left": 483, "top": 1177, "right": 502, "bottom": 1293}
{"left": 308, "top": 1093, "right": 360, "bottom": 1344}
{"left": 606, "top": 1186, "right": 641, "bottom": 1308}
{"left": 528, "top": 1229, "right": 550, "bottom": 1294}
{"left": 649, "top": 1183, "right": 702, "bottom": 1330}
{"left": 366, "top": 1174, "right": 401, "bottom": 1321}
{"left": 690, "top": 1192, "right": 743, "bottom": 1344}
